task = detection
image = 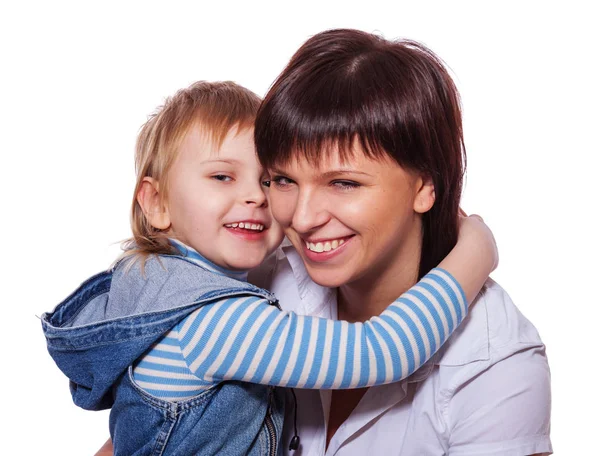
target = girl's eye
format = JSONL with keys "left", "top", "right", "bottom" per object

{"left": 332, "top": 180, "right": 360, "bottom": 190}
{"left": 212, "top": 174, "right": 233, "bottom": 182}
{"left": 271, "top": 176, "right": 295, "bottom": 188}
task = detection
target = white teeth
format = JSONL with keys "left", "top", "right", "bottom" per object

{"left": 306, "top": 238, "right": 347, "bottom": 253}
{"left": 225, "top": 222, "right": 264, "bottom": 231}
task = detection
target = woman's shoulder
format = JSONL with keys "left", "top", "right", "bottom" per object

{"left": 428, "top": 280, "right": 551, "bottom": 421}
{"left": 425, "top": 280, "right": 552, "bottom": 454}
{"left": 419, "top": 278, "right": 551, "bottom": 397}
{"left": 481, "top": 279, "right": 546, "bottom": 352}
{"left": 435, "top": 278, "right": 546, "bottom": 369}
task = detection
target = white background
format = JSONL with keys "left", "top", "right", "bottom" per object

{"left": 2, "top": 1, "right": 598, "bottom": 454}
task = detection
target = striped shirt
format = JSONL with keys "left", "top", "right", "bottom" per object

{"left": 133, "top": 242, "right": 467, "bottom": 401}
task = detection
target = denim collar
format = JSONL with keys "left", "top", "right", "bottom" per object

{"left": 169, "top": 239, "right": 249, "bottom": 282}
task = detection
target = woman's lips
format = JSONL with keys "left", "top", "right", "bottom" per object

{"left": 302, "top": 235, "right": 354, "bottom": 262}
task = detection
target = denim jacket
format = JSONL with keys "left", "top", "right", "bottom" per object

{"left": 42, "top": 254, "right": 285, "bottom": 455}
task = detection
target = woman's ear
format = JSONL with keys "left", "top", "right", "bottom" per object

{"left": 414, "top": 176, "right": 435, "bottom": 214}
{"left": 137, "top": 177, "right": 171, "bottom": 230}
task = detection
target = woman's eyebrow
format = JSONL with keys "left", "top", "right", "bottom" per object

{"left": 268, "top": 168, "right": 372, "bottom": 178}
{"left": 319, "top": 169, "right": 372, "bottom": 178}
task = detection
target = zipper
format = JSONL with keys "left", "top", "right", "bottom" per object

{"left": 264, "top": 302, "right": 281, "bottom": 456}
{"left": 264, "top": 386, "right": 279, "bottom": 456}
{"left": 265, "top": 406, "right": 277, "bottom": 456}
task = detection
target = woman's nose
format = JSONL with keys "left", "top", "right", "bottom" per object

{"left": 291, "top": 189, "right": 329, "bottom": 233}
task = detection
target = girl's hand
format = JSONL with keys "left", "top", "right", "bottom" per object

{"left": 457, "top": 211, "right": 499, "bottom": 273}
{"left": 438, "top": 209, "right": 499, "bottom": 305}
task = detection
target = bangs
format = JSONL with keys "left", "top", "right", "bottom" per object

{"left": 190, "top": 94, "right": 258, "bottom": 151}
{"left": 186, "top": 108, "right": 255, "bottom": 156}
{"left": 255, "top": 40, "right": 443, "bottom": 170}
{"left": 140, "top": 80, "right": 260, "bottom": 179}
{"left": 167, "top": 81, "right": 260, "bottom": 156}
{"left": 256, "top": 58, "right": 393, "bottom": 168}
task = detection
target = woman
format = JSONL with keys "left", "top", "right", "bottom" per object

{"left": 252, "top": 29, "right": 551, "bottom": 455}
{"left": 97, "top": 28, "right": 551, "bottom": 455}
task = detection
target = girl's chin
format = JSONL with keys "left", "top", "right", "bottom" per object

{"left": 223, "top": 253, "right": 266, "bottom": 271}
{"left": 224, "top": 261, "right": 261, "bottom": 271}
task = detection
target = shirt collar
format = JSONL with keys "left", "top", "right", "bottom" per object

{"left": 280, "top": 240, "right": 336, "bottom": 315}
{"left": 169, "top": 239, "right": 249, "bottom": 281}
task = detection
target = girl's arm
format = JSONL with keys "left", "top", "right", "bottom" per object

{"left": 147, "top": 215, "right": 496, "bottom": 389}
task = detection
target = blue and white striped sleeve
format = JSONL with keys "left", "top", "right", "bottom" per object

{"left": 178, "top": 267, "right": 467, "bottom": 389}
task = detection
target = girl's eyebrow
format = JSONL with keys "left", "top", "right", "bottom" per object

{"left": 200, "top": 159, "right": 241, "bottom": 165}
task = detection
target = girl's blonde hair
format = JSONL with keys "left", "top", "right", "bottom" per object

{"left": 122, "top": 81, "right": 261, "bottom": 264}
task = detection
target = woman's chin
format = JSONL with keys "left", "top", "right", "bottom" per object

{"left": 304, "top": 266, "right": 351, "bottom": 289}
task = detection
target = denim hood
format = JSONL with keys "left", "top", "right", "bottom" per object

{"left": 41, "top": 254, "right": 277, "bottom": 411}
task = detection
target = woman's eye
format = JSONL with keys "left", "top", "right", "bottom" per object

{"left": 271, "top": 176, "right": 295, "bottom": 188}
{"left": 212, "top": 174, "right": 233, "bottom": 182}
{"left": 332, "top": 180, "right": 360, "bottom": 190}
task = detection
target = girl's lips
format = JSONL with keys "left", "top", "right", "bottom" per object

{"left": 302, "top": 235, "right": 354, "bottom": 263}
{"left": 225, "top": 225, "right": 268, "bottom": 241}
{"left": 224, "top": 220, "right": 268, "bottom": 230}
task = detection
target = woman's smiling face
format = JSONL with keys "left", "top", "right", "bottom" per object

{"left": 268, "top": 145, "right": 435, "bottom": 289}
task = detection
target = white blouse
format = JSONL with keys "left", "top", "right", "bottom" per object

{"left": 250, "top": 245, "right": 553, "bottom": 456}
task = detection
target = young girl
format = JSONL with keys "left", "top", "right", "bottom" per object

{"left": 42, "top": 81, "right": 497, "bottom": 455}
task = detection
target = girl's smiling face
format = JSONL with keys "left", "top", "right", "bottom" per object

{"left": 142, "top": 126, "right": 283, "bottom": 271}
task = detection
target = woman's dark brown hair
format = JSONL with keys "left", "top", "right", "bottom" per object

{"left": 255, "top": 28, "right": 465, "bottom": 279}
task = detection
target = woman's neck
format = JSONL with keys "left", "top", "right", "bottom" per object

{"left": 337, "top": 236, "right": 422, "bottom": 323}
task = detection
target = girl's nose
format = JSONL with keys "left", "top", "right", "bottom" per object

{"left": 244, "top": 182, "right": 268, "bottom": 208}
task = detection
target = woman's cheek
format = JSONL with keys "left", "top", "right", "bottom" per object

{"left": 269, "top": 190, "right": 296, "bottom": 227}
